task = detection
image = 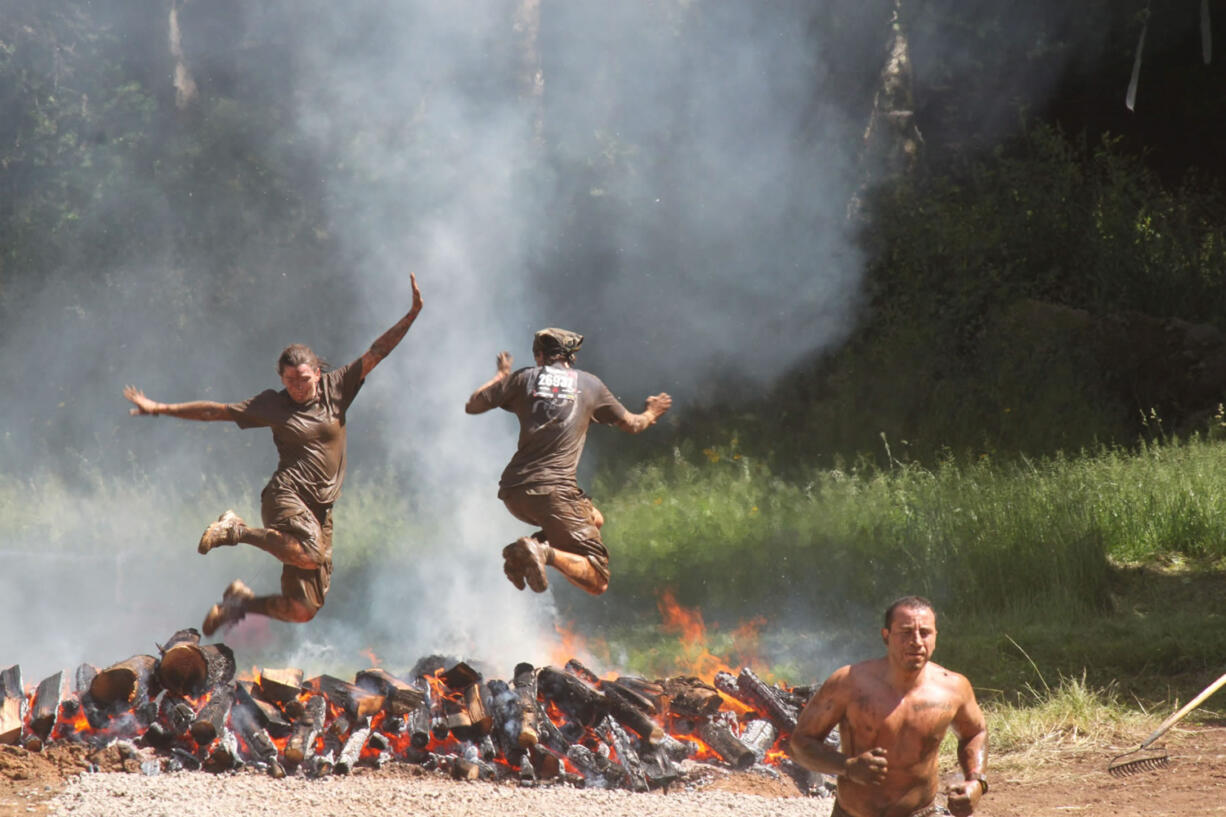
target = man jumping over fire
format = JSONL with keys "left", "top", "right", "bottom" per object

{"left": 790, "top": 595, "right": 989, "bottom": 817}
{"left": 465, "top": 328, "right": 671, "bottom": 595}
{"left": 123, "top": 274, "right": 423, "bottom": 636}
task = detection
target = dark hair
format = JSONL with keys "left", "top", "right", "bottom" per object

{"left": 277, "top": 343, "right": 329, "bottom": 375}
{"left": 884, "top": 595, "right": 936, "bottom": 629}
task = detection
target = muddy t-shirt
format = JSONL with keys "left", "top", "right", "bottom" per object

{"left": 471, "top": 365, "right": 628, "bottom": 491}
{"left": 228, "top": 359, "right": 365, "bottom": 507}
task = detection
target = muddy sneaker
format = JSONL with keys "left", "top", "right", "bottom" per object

{"left": 222, "top": 579, "right": 255, "bottom": 604}
{"left": 503, "top": 536, "right": 550, "bottom": 593}
{"left": 201, "top": 602, "right": 241, "bottom": 637}
{"left": 198, "top": 510, "right": 245, "bottom": 555}
{"left": 202, "top": 580, "right": 253, "bottom": 636}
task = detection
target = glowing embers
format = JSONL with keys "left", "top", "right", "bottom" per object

{"left": 2, "top": 629, "right": 831, "bottom": 794}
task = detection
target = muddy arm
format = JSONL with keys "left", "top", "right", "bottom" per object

{"left": 613, "top": 392, "right": 672, "bottom": 433}
{"left": 465, "top": 351, "right": 512, "bottom": 414}
{"left": 123, "top": 386, "right": 233, "bottom": 421}
{"left": 359, "top": 273, "right": 423, "bottom": 378}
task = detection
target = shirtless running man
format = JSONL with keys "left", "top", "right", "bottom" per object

{"left": 790, "top": 596, "right": 988, "bottom": 817}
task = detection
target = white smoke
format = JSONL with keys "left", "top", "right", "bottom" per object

{"left": 1, "top": 0, "right": 868, "bottom": 682}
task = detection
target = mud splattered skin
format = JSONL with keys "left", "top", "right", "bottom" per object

{"left": 790, "top": 605, "right": 988, "bottom": 817}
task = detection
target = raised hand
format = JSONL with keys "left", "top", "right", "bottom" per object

{"left": 123, "top": 386, "right": 158, "bottom": 416}
{"left": 646, "top": 392, "right": 672, "bottom": 418}
{"left": 497, "top": 351, "right": 513, "bottom": 376}
{"left": 409, "top": 272, "right": 423, "bottom": 315}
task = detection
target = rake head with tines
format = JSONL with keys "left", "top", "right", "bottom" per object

{"left": 1105, "top": 668, "right": 1226, "bottom": 779}
{"left": 1107, "top": 746, "right": 1169, "bottom": 777}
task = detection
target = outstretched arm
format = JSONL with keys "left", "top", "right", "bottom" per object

{"left": 613, "top": 392, "right": 672, "bottom": 433}
{"left": 946, "top": 679, "right": 989, "bottom": 817}
{"left": 124, "top": 386, "right": 233, "bottom": 422}
{"left": 359, "top": 273, "right": 423, "bottom": 378}
{"left": 465, "top": 351, "right": 513, "bottom": 414}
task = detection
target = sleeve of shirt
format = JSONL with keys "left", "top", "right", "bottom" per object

{"left": 470, "top": 368, "right": 526, "bottom": 413}
{"left": 588, "top": 376, "right": 630, "bottom": 426}
{"left": 229, "top": 389, "right": 281, "bottom": 430}
{"left": 329, "top": 358, "right": 366, "bottom": 412}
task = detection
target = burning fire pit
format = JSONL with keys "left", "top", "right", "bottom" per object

{"left": 0, "top": 628, "right": 835, "bottom": 794}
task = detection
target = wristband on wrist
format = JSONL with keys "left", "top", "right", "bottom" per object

{"left": 971, "top": 773, "right": 989, "bottom": 794}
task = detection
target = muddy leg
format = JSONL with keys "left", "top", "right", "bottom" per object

{"left": 237, "top": 527, "right": 320, "bottom": 570}
{"left": 546, "top": 548, "right": 608, "bottom": 595}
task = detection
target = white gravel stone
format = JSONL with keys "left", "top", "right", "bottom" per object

{"left": 47, "top": 771, "right": 834, "bottom": 817}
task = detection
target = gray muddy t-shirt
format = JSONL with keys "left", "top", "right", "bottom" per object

{"left": 470, "top": 364, "right": 628, "bottom": 492}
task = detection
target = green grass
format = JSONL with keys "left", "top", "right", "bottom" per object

{"left": 5, "top": 435, "right": 1226, "bottom": 710}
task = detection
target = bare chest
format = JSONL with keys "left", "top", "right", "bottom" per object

{"left": 844, "top": 690, "right": 957, "bottom": 762}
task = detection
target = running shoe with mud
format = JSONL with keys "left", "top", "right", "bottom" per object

{"left": 198, "top": 510, "right": 245, "bottom": 555}
{"left": 202, "top": 579, "right": 255, "bottom": 636}
{"left": 502, "top": 536, "right": 550, "bottom": 593}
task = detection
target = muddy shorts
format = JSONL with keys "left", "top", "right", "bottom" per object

{"left": 261, "top": 483, "right": 334, "bottom": 612}
{"left": 499, "top": 483, "right": 611, "bottom": 583}
{"left": 830, "top": 802, "right": 948, "bottom": 817}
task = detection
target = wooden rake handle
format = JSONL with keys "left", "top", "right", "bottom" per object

{"left": 1140, "top": 669, "right": 1226, "bottom": 749}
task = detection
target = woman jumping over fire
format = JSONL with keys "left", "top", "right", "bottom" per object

{"left": 123, "top": 274, "right": 423, "bottom": 636}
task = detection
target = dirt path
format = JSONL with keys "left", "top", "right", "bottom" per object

{"left": 984, "top": 726, "right": 1226, "bottom": 817}
{"left": 0, "top": 727, "right": 1222, "bottom": 817}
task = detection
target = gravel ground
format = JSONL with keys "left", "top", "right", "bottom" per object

{"left": 47, "top": 771, "right": 835, "bottom": 817}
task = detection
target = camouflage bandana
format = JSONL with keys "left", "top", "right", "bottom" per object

{"left": 533, "top": 328, "right": 584, "bottom": 360}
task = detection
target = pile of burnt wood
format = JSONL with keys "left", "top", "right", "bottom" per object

{"left": 0, "top": 628, "right": 834, "bottom": 793}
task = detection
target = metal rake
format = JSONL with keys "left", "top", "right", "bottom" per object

{"left": 1108, "top": 669, "right": 1226, "bottom": 777}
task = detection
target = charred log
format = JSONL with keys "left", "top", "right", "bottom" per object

{"left": 640, "top": 743, "right": 682, "bottom": 790}
{"left": 566, "top": 742, "right": 627, "bottom": 790}
{"left": 354, "top": 668, "right": 425, "bottom": 716}
{"left": 485, "top": 679, "right": 524, "bottom": 756}
{"left": 610, "top": 676, "right": 665, "bottom": 713}
{"left": 564, "top": 658, "right": 601, "bottom": 685}
{"left": 235, "top": 682, "right": 290, "bottom": 737}
{"left": 202, "top": 727, "right": 240, "bottom": 773}
{"left": 537, "top": 666, "right": 607, "bottom": 726}
{"left": 735, "top": 667, "right": 799, "bottom": 734}
{"left": 90, "top": 655, "right": 158, "bottom": 707}
{"left": 600, "top": 682, "right": 664, "bottom": 745}
{"left": 305, "top": 750, "right": 334, "bottom": 778}
{"left": 741, "top": 718, "right": 779, "bottom": 762}
{"left": 284, "top": 693, "right": 327, "bottom": 766}
{"left": 439, "top": 661, "right": 481, "bottom": 689}
{"left": 29, "top": 671, "right": 65, "bottom": 741}
{"left": 305, "top": 675, "right": 385, "bottom": 720}
{"left": 256, "top": 667, "right": 304, "bottom": 704}
{"left": 696, "top": 720, "right": 756, "bottom": 771}
{"left": 449, "top": 682, "right": 491, "bottom": 741}
{"left": 511, "top": 663, "right": 539, "bottom": 748}
{"left": 189, "top": 683, "right": 235, "bottom": 747}
{"left": 657, "top": 732, "right": 697, "bottom": 762}
{"left": 200, "top": 644, "right": 236, "bottom": 688}
{"left": 404, "top": 691, "right": 431, "bottom": 750}
{"left": 662, "top": 676, "right": 722, "bottom": 719}
{"left": 602, "top": 678, "right": 659, "bottom": 715}
{"left": 333, "top": 725, "right": 370, "bottom": 775}
{"left": 596, "top": 715, "right": 648, "bottom": 792}
{"left": 0, "top": 665, "right": 24, "bottom": 745}
{"left": 156, "top": 629, "right": 207, "bottom": 696}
